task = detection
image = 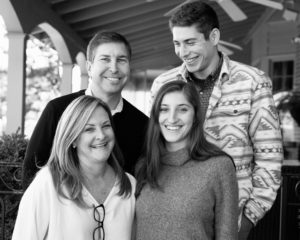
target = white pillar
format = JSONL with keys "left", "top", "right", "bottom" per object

{"left": 6, "top": 31, "right": 26, "bottom": 134}
{"left": 80, "top": 72, "right": 89, "bottom": 89}
{"left": 294, "top": 21, "right": 300, "bottom": 90}
{"left": 75, "top": 52, "right": 89, "bottom": 89}
{"left": 60, "top": 62, "right": 73, "bottom": 95}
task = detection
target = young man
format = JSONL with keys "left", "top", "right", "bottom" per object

{"left": 150, "top": 2, "right": 283, "bottom": 239}
{"left": 22, "top": 31, "right": 148, "bottom": 189}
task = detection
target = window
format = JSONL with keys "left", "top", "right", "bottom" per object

{"left": 270, "top": 60, "right": 294, "bottom": 93}
{"left": 270, "top": 59, "right": 299, "bottom": 159}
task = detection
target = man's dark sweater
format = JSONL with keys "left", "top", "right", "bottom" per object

{"left": 22, "top": 90, "right": 148, "bottom": 189}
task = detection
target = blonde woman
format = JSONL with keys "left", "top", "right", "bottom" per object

{"left": 13, "top": 95, "right": 135, "bottom": 240}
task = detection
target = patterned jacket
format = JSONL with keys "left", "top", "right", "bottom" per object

{"left": 150, "top": 53, "right": 283, "bottom": 225}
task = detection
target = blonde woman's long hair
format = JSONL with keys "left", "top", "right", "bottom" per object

{"left": 47, "top": 95, "right": 132, "bottom": 207}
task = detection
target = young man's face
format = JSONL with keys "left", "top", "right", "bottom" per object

{"left": 172, "top": 25, "right": 219, "bottom": 79}
{"left": 87, "top": 42, "right": 130, "bottom": 97}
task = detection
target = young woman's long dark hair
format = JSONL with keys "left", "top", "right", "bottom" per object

{"left": 136, "top": 80, "right": 229, "bottom": 196}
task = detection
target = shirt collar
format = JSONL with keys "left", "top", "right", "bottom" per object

{"left": 179, "top": 51, "right": 230, "bottom": 84}
{"left": 85, "top": 83, "right": 123, "bottom": 116}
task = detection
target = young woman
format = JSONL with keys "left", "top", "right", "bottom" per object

{"left": 135, "top": 81, "right": 238, "bottom": 240}
{"left": 13, "top": 95, "right": 135, "bottom": 240}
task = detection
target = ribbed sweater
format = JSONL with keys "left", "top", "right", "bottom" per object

{"left": 135, "top": 148, "right": 238, "bottom": 240}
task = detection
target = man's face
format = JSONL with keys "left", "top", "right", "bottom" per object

{"left": 172, "top": 25, "right": 218, "bottom": 79}
{"left": 87, "top": 42, "right": 130, "bottom": 96}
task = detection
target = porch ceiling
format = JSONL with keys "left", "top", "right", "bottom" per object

{"left": 39, "top": 0, "right": 273, "bottom": 69}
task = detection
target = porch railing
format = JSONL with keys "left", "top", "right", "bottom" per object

{"left": 0, "top": 162, "right": 23, "bottom": 240}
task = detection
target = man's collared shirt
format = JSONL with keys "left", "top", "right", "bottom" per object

{"left": 85, "top": 83, "right": 123, "bottom": 115}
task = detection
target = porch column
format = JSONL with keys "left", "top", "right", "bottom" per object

{"left": 80, "top": 71, "right": 89, "bottom": 89}
{"left": 75, "top": 52, "right": 88, "bottom": 89}
{"left": 60, "top": 62, "right": 73, "bottom": 95}
{"left": 295, "top": 21, "right": 300, "bottom": 90}
{"left": 6, "top": 31, "right": 27, "bottom": 134}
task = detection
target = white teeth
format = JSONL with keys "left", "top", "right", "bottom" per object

{"left": 184, "top": 57, "right": 197, "bottom": 64}
{"left": 92, "top": 143, "right": 107, "bottom": 148}
{"left": 165, "top": 125, "right": 180, "bottom": 130}
{"left": 106, "top": 77, "right": 119, "bottom": 81}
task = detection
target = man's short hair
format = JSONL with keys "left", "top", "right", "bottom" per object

{"left": 87, "top": 31, "right": 132, "bottom": 62}
{"left": 169, "top": 1, "right": 219, "bottom": 40}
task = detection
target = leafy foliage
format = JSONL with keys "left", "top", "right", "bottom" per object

{"left": 0, "top": 129, "right": 28, "bottom": 239}
{"left": 0, "top": 128, "right": 28, "bottom": 163}
{"left": 0, "top": 34, "right": 61, "bottom": 137}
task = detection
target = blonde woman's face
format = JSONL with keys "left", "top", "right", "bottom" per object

{"left": 75, "top": 106, "right": 115, "bottom": 167}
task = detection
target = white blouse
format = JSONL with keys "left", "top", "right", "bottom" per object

{"left": 12, "top": 167, "right": 136, "bottom": 240}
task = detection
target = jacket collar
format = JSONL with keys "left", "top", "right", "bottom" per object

{"left": 178, "top": 52, "right": 231, "bottom": 85}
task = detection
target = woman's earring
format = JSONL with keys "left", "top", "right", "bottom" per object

{"left": 72, "top": 144, "right": 76, "bottom": 149}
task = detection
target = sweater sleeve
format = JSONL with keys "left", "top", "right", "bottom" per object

{"left": 214, "top": 157, "right": 239, "bottom": 240}
{"left": 12, "top": 168, "right": 51, "bottom": 240}
{"left": 22, "top": 102, "right": 58, "bottom": 189}
{"left": 246, "top": 74, "right": 283, "bottom": 224}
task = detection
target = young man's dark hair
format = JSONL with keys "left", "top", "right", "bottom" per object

{"left": 169, "top": 1, "right": 219, "bottom": 40}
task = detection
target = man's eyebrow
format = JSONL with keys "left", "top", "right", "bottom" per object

{"left": 118, "top": 55, "right": 129, "bottom": 58}
{"left": 96, "top": 54, "right": 109, "bottom": 58}
{"left": 185, "top": 38, "right": 197, "bottom": 42}
{"left": 173, "top": 38, "right": 197, "bottom": 42}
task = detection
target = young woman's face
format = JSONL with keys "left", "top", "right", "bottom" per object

{"left": 75, "top": 106, "right": 115, "bottom": 167}
{"left": 158, "top": 91, "right": 195, "bottom": 152}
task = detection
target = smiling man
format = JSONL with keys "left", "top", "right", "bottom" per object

{"left": 150, "top": 2, "right": 283, "bottom": 240}
{"left": 22, "top": 31, "right": 148, "bottom": 189}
